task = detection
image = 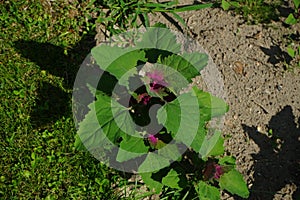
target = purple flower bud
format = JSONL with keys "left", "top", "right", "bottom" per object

{"left": 214, "top": 164, "right": 224, "bottom": 179}
{"left": 148, "top": 134, "right": 158, "bottom": 145}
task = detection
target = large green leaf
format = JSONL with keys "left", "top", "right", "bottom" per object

{"left": 190, "top": 121, "right": 206, "bottom": 152}
{"left": 116, "top": 148, "right": 144, "bottom": 163}
{"left": 136, "top": 27, "right": 181, "bottom": 53}
{"left": 196, "top": 181, "right": 220, "bottom": 200}
{"left": 199, "top": 130, "right": 224, "bottom": 159}
{"left": 138, "top": 152, "right": 171, "bottom": 173}
{"left": 161, "top": 169, "right": 186, "bottom": 189}
{"left": 75, "top": 99, "right": 114, "bottom": 151}
{"left": 157, "top": 87, "right": 227, "bottom": 147}
{"left": 76, "top": 91, "right": 137, "bottom": 152}
{"left": 157, "top": 54, "right": 203, "bottom": 82}
{"left": 192, "top": 87, "right": 228, "bottom": 121}
{"left": 96, "top": 92, "right": 134, "bottom": 143}
{"left": 181, "top": 52, "right": 208, "bottom": 72}
{"left": 92, "top": 45, "right": 133, "bottom": 72}
{"left": 140, "top": 172, "right": 163, "bottom": 193}
{"left": 157, "top": 91, "right": 200, "bottom": 146}
{"left": 158, "top": 143, "right": 181, "bottom": 161}
{"left": 74, "top": 134, "right": 86, "bottom": 151}
{"left": 219, "top": 169, "right": 249, "bottom": 198}
{"left": 91, "top": 45, "right": 147, "bottom": 87}
{"left": 116, "top": 135, "right": 149, "bottom": 162}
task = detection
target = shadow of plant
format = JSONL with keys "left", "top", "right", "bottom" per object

{"left": 260, "top": 45, "right": 292, "bottom": 68}
{"left": 242, "top": 105, "right": 300, "bottom": 199}
{"left": 13, "top": 33, "right": 96, "bottom": 128}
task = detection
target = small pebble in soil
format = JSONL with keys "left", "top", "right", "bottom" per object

{"left": 276, "top": 84, "right": 282, "bottom": 91}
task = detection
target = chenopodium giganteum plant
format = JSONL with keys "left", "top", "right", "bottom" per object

{"left": 74, "top": 26, "right": 249, "bottom": 199}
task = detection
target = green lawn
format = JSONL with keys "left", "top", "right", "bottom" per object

{"left": 0, "top": 1, "right": 126, "bottom": 199}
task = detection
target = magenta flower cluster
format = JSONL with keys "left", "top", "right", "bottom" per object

{"left": 214, "top": 164, "right": 224, "bottom": 179}
{"left": 137, "top": 93, "right": 151, "bottom": 105}
{"left": 148, "top": 134, "right": 158, "bottom": 145}
{"left": 146, "top": 70, "right": 167, "bottom": 92}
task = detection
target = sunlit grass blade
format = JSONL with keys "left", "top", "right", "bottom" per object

{"left": 141, "top": 13, "right": 150, "bottom": 27}
{"left": 169, "top": 11, "right": 187, "bottom": 29}
{"left": 143, "top": 1, "right": 178, "bottom": 9}
{"left": 174, "top": 3, "right": 214, "bottom": 12}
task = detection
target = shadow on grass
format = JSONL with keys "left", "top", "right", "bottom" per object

{"left": 13, "top": 33, "right": 96, "bottom": 128}
{"left": 242, "top": 105, "right": 300, "bottom": 199}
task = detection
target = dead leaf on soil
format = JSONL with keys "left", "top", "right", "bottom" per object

{"left": 233, "top": 61, "right": 246, "bottom": 76}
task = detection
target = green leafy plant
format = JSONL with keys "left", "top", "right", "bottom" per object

{"left": 283, "top": 32, "right": 300, "bottom": 69}
{"left": 221, "top": 0, "right": 281, "bottom": 24}
{"left": 97, "top": 0, "right": 213, "bottom": 35}
{"left": 286, "top": 45, "right": 300, "bottom": 68}
{"left": 285, "top": 0, "right": 300, "bottom": 25}
{"left": 74, "top": 27, "right": 249, "bottom": 199}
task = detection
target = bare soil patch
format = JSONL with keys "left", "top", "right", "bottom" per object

{"left": 95, "top": 3, "right": 300, "bottom": 199}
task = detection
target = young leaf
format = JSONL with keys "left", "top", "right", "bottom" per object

{"left": 161, "top": 169, "right": 185, "bottom": 189}
{"left": 285, "top": 13, "right": 297, "bottom": 25}
{"left": 139, "top": 62, "right": 189, "bottom": 95}
{"left": 196, "top": 181, "right": 220, "bottom": 200}
{"left": 294, "top": 0, "right": 300, "bottom": 9}
{"left": 287, "top": 47, "right": 296, "bottom": 58}
{"left": 221, "top": 0, "right": 231, "bottom": 10}
{"left": 219, "top": 169, "right": 250, "bottom": 198}
{"left": 219, "top": 156, "right": 236, "bottom": 166}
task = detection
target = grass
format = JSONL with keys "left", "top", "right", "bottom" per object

{"left": 2, "top": 0, "right": 297, "bottom": 199}
{"left": 0, "top": 0, "right": 125, "bottom": 199}
{"left": 221, "top": 0, "right": 283, "bottom": 24}
{"left": 0, "top": 0, "right": 218, "bottom": 199}
{"left": 237, "top": 0, "right": 282, "bottom": 24}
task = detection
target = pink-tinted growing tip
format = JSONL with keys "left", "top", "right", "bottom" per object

{"left": 148, "top": 134, "right": 158, "bottom": 145}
